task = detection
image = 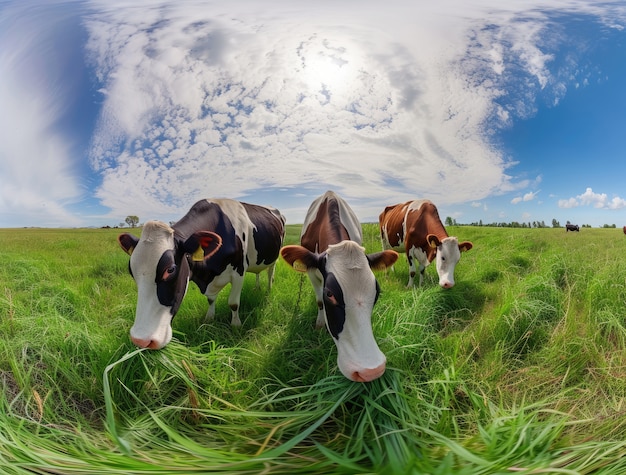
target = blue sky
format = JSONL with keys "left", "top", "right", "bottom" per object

{"left": 1, "top": 0, "right": 626, "bottom": 228}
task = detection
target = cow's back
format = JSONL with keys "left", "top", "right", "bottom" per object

{"left": 405, "top": 199, "right": 448, "bottom": 250}
{"left": 173, "top": 199, "right": 248, "bottom": 289}
{"left": 242, "top": 202, "right": 286, "bottom": 269}
{"left": 379, "top": 201, "right": 412, "bottom": 249}
{"left": 301, "top": 191, "right": 362, "bottom": 252}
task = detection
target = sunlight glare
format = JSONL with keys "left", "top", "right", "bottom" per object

{"left": 300, "top": 44, "right": 357, "bottom": 98}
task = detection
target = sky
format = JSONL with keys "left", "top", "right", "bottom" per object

{"left": 1, "top": 0, "right": 626, "bottom": 228}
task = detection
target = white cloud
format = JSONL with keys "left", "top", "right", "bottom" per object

{"left": 511, "top": 190, "right": 539, "bottom": 204}
{"left": 84, "top": 0, "right": 584, "bottom": 222}
{"left": 2, "top": 1, "right": 626, "bottom": 226}
{"left": 558, "top": 197, "right": 579, "bottom": 209}
{"left": 558, "top": 187, "right": 626, "bottom": 210}
{"left": 0, "top": 3, "right": 84, "bottom": 226}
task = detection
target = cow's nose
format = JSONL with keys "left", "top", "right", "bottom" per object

{"left": 130, "top": 336, "right": 160, "bottom": 349}
{"left": 441, "top": 281, "right": 454, "bottom": 289}
{"left": 351, "top": 361, "right": 386, "bottom": 383}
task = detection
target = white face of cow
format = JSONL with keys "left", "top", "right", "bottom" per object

{"left": 432, "top": 236, "right": 473, "bottom": 289}
{"left": 126, "top": 222, "right": 184, "bottom": 349}
{"left": 324, "top": 242, "right": 386, "bottom": 382}
{"left": 118, "top": 222, "right": 222, "bottom": 350}
{"left": 281, "top": 241, "right": 398, "bottom": 382}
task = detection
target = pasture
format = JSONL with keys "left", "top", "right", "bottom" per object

{"left": 1, "top": 225, "right": 626, "bottom": 473}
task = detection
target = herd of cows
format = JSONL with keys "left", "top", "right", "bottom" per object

{"left": 118, "top": 191, "right": 473, "bottom": 383}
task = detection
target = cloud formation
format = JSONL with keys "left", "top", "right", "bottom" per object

{"left": 0, "top": 2, "right": 85, "bottom": 226}
{"left": 558, "top": 187, "right": 626, "bottom": 210}
{"left": 511, "top": 190, "right": 540, "bottom": 204}
{"left": 1, "top": 1, "right": 626, "bottom": 226}
{"left": 82, "top": 0, "right": 604, "bottom": 223}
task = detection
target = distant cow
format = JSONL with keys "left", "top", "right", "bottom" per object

{"left": 623, "top": 226, "right": 626, "bottom": 235}
{"left": 280, "top": 191, "right": 398, "bottom": 382}
{"left": 118, "top": 199, "right": 286, "bottom": 349}
{"left": 379, "top": 199, "right": 473, "bottom": 288}
{"left": 565, "top": 224, "right": 579, "bottom": 232}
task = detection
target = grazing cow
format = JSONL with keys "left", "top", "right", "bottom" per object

{"left": 118, "top": 199, "right": 286, "bottom": 349}
{"left": 565, "top": 224, "right": 579, "bottom": 232}
{"left": 623, "top": 226, "right": 626, "bottom": 235}
{"left": 280, "top": 191, "right": 398, "bottom": 382}
{"left": 379, "top": 199, "right": 473, "bottom": 288}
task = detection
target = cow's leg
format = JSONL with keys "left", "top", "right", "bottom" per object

{"left": 228, "top": 273, "right": 245, "bottom": 326}
{"left": 408, "top": 247, "right": 430, "bottom": 287}
{"left": 418, "top": 265, "right": 426, "bottom": 286}
{"left": 204, "top": 274, "right": 229, "bottom": 322}
{"left": 406, "top": 253, "right": 416, "bottom": 287}
{"left": 307, "top": 268, "right": 326, "bottom": 329}
{"left": 414, "top": 248, "right": 430, "bottom": 287}
{"left": 205, "top": 293, "right": 218, "bottom": 321}
{"left": 265, "top": 261, "right": 276, "bottom": 291}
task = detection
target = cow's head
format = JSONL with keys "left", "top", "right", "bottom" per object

{"left": 118, "top": 221, "right": 222, "bottom": 349}
{"left": 281, "top": 241, "right": 398, "bottom": 382}
{"left": 427, "top": 235, "right": 473, "bottom": 289}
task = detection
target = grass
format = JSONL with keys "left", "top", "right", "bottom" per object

{"left": 2, "top": 225, "right": 626, "bottom": 473}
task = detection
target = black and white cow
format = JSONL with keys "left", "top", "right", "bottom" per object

{"left": 280, "top": 191, "right": 398, "bottom": 382}
{"left": 565, "top": 223, "right": 579, "bottom": 232}
{"left": 118, "top": 199, "right": 286, "bottom": 349}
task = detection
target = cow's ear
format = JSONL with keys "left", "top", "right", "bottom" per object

{"left": 280, "top": 245, "right": 319, "bottom": 272}
{"left": 459, "top": 241, "right": 473, "bottom": 252}
{"left": 367, "top": 250, "right": 399, "bottom": 271}
{"left": 118, "top": 233, "right": 139, "bottom": 256}
{"left": 427, "top": 234, "right": 441, "bottom": 248}
{"left": 184, "top": 231, "right": 222, "bottom": 262}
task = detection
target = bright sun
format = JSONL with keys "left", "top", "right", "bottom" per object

{"left": 303, "top": 51, "right": 352, "bottom": 93}
{"left": 297, "top": 35, "right": 361, "bottom": 97}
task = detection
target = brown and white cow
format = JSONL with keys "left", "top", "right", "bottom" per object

{"left": 379, "top": 199, "right": 472, "bottom": 288}
{"left": 280, "top": 191, "right": 398, "bottom": 382}
{"left": 118, "top": 199, "right": 286, "bottom": 349}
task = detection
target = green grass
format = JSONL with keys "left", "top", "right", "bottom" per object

{"left": 2, "top": 225, "right": 626, "bottom": 473}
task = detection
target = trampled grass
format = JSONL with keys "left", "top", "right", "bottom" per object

{"left": 2, "top": 225, "right": 626, "bottom": 473}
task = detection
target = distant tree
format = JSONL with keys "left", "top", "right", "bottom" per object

{"left": 119, "top": 222, "right": 126, "bottom": 228}
{"left": 445, "top": 216, "right": 453, "bottom": 226}
{"left": 551, "top": 219, "right": 561, "bottom": 228}
{"left": 125, "top": 215, "right": 139, "bottom": 228}
{"left": 479, "top": 219, "right": 483, "bottom": 227}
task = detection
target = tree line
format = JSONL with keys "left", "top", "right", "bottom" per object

{"left": 445, "top": 217, "right": 617, "bottom": 229}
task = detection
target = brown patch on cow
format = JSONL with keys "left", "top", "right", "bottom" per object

{"left": 301, "top": 196, "right": 351, "bottom": 253}
{"left": 378, "top": 201, "right": 410, "bottom": 248}
{"left": 404, "top": 201, "right": 448, "bottom": 263}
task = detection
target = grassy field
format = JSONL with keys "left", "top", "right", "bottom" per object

{"left": 2, "top": 225, "right": 626, "bottom": 473}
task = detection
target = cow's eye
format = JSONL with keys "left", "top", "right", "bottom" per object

{"left": 324, "top": 289, "right": 338, "bottom": 306}
{"left": 162, "top": 265, "right": 177, "bottom": 281}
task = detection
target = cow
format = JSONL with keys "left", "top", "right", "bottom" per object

{"left": 379, "top": 199, "right": 473, "bottom": 289}
{"left": 565, "top": 224, "right": 579, "bottom": 232}
{"left": 280, "top": 191, "right": 398, "bottom": 383}
{"left": 622, "top": 225, "right": 626, "bottom": 235}
{"left": 118, "top": 199, "right": 286, "bottom": 349}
